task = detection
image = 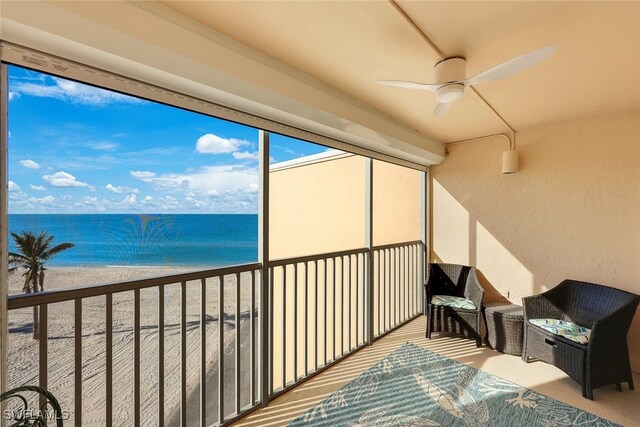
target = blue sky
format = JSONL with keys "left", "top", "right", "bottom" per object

{"left": 7, "top": 65, "right": 326, "bottom": 214}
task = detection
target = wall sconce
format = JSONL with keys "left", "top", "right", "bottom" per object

{"left": 502, "top": 134, "right": 518, "bottom": 174}
{"left": 502, "top": 150, "right": 518, "bottom": 174}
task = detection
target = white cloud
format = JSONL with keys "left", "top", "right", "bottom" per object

{"left": 195, "top": 134, "right": 250, "bottom": 154}
{"left": 105, "top": 183, "right": 139, "bottom": 194}
{"left": 130, "top": 170, "right": 156, "bottom": 179}
{"left": 130, "top": 170, "right": 189, "bottom": 190}
{"left": 8, "top": 181, "right": 21, "bottom": 192}
{"left": 28, "top": 195, "right": 55, "bottom": 205}
{"left": 43, "top": 171, "right": 93, "bottom": 189}
{"left": 20, "top": 159, "right": 40, "bottom": 169}
{"left": 83, "top": 196, "right": 98, "bottom": 205}
{"left": 123, "top": 194, "right": 137, "bottom": 205}
{"left": 89, "top": 141, "right": 119, "bottom": 151}
{"left": 142, "top": 195, "right": 153, "bottom": 203}
{"left": 30, "top": 185, "right": 46, "bottom": 191}
{"left": 129, "top": 165, "right": 257, "bottom": 196}
{"left": 232, "top": 151, "right": 259, "bottom": 161}
{"left": 10, "top": 76, "right": 143, "bottom": 106}
{"left": 8, "top": 91, "right": 17, "bottom": 101}
{"left": 191, "top": 166, "right": 258, "bottom": 195}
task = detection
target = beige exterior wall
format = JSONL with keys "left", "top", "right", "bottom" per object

{"left": 269, "top": 154, "right": 422, "bottom": 259}
{"left": 269, "top": 154, "right": 365, "bottom": 260}
{"left": 372, "top": 160, "right": 423, "bottom": 246}
{"left": 431, "top": 108, "right": 640, "bottom": 370}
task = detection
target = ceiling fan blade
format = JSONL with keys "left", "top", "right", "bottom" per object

{"left": 465, "top": 46, "right": 557, "bottom": 86}
{"left": 433, "top": 102, "right": 452, "bottom": 118}
{"left": 374, "top": 80, "right": 438, "bottom": 92}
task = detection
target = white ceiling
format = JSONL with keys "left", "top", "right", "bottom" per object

{"left": 160, "top": 0, "right": 640, "bottom": 143}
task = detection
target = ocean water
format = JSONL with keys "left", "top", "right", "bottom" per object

{"left": 8, "top": 214, "right": 258, "bottom": 267}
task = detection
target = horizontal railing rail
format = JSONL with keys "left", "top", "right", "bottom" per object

{"left": 7, "top": 262, "right": 262, "bottom": 309}
{"left": 372, "top": 239, "right": 423, "bottom": 252}
{"left": 269, "top": 248, "right": 368, "bottom": 267}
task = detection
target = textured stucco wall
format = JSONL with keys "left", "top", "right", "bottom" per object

{"left": 269, "top": 155, "right": 422, "bottom": 259}
{"left": 372, "top": 160, "right": 423, "bottom": 246}
{"left": 431, "top": 108, "right": 640, "bottom": 370}
{"left": 269, "top": 155, "right": 365, "bottom": 260}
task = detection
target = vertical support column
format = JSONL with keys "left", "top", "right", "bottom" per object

{"left": 258, "top": 130, "right": 270, "bottom": 407}
{"left": 157, "top": 286, "right": 165, "bottom": 426}
{"left": 38, "top": 304, "right": 47, "bottom": 409}
{"left": 0, "top": 62, "right": 9, "bottom": 399}
{"left": 179, "top": 282, "right": 187, "bottom": 426}
{"left": 364, "top": 158, "right": 373, "bottom": 345}
{"left": 74, "top": 299, "right": 83, "bottom": 427}
{"left": 420, "top": 169, "right": 429, "bottom": 314}
{"left": 200, "top": 278, "right": 207, "bottom": 427}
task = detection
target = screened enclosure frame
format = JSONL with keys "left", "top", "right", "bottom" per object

{"left": 0, "top": 43, "right": 430, "bottom": 426}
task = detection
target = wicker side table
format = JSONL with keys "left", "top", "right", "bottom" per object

{"left": 483, "top": 301, "right": 524, "bottom": 356}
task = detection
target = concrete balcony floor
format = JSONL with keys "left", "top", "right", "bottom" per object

{"left": 233, "top": 316, "right": 639, "bottom": 426}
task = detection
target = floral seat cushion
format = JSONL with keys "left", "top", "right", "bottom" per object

{"left": 431, "top": 295, "right": 477, "bottom": 310}
{"left": 529, "top": 318, "right": 591, "bottom": 344}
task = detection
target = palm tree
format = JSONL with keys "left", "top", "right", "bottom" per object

{"left": 8, "top": 231, "right": 74, "bottom": 339}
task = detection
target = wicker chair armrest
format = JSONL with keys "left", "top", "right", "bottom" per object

{"left": 466, "top": 275, "right": 484, "bottom": 312}
{"left": 423, "top": 280, "right": 433, "bottom": 303}
{"left": 522, "top": 293, "right": 564, "bottom": 321}
{"left": 589, "top": 299, "right": 639, "bottom": 343}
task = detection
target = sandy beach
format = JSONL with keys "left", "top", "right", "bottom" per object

{"left": 7, "top": 266, "right": 258, "bottom": 426}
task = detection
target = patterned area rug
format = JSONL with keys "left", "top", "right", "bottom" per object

{"left": 289, "top": 342, "right": 619, "bottom": 427}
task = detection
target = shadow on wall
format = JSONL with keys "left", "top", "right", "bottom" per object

{"left": 431, "top": 177, "right": 537, "bottom": 301}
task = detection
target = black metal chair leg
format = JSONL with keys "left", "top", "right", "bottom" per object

{"left": 629, "top": 377, "right": 635, "bottom": 391}
{"left": 586, "top": 389, "right": 594, "bottom": 400}
{"left": 616, "top": 383, "right": 622, "bottom": 392}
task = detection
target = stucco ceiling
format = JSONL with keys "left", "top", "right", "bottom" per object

{"left": 159, "top": 0, "right": 640, "bottom": 143}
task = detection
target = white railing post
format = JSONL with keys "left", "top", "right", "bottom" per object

{"left": 258, "top": 130, "right": 270, "bottom": 407}
{"left": 365, "top": 158, "right": 374, "bottom": 345}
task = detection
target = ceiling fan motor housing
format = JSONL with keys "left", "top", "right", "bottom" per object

{"left": 435, "top": 57, "right": 466, "bottom": 84}
{"left": 434, "top": 57, "right": 466, "bottom": 103}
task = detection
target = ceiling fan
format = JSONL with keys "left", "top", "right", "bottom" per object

{"left": 375, "top": 46, "right": 556, "bottom": 118}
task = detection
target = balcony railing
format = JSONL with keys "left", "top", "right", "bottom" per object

{"left": 372, "top": 240, "right": 424, "bottom": 338}
{"left": 7, "top": 264, "right": 262, "bottom": 426}
{"left": 268, "top": 247, "right": 369, "bottom": 398}
{"left": 6, "top": 240, "right": 424, "bottom": 426}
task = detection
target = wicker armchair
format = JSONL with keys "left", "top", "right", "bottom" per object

{"left": 522, "top": 279, "right": 639, "bottom": 400}
{"left": 424, "top": 263, "right": 484, "bottom": 347}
